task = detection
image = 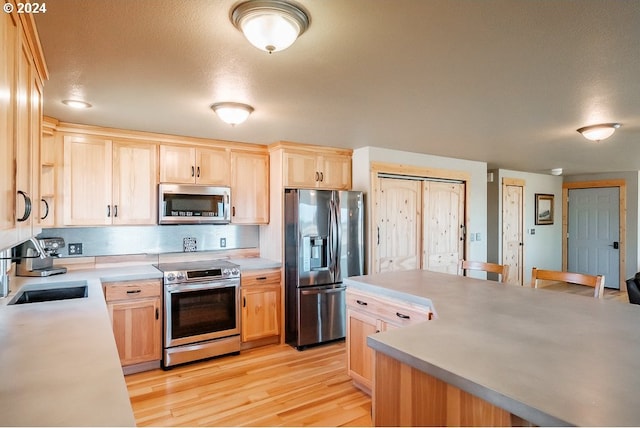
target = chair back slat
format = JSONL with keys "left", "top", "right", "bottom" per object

{"left": 459, "top": 260, "right": 509, "bottom": 283}
{"left": 530, "top": 267, "right": 605, "bottom": 298}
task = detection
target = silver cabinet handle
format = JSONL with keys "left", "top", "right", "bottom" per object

{"left": 17, "top": 191, "right": 32, "bottom": 222}
{"left": 356, "top": 299, "right": 368, "bottom": 306}
{"left": 191, "top": 166, "right": 195, "bottom": 177}
{"left": 107, "top": 205, "right": 111, "bottom": 217}
{"left": 396, "top": 312, "right": 410, "bottom": 320}
{"left": 114, "top": 205, "right": 118, "bottom": 217}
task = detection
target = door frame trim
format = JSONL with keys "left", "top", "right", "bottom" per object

{"left": 562, "top": 180, "right": 626, "bottom": 290}
{"left": 370, "top": 162, "right": 471, "bottom": 273}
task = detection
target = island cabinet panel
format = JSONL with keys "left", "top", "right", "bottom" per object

{"left": 104, "top": 279, "right": 162, "bottom": 371}
{"left": 373, "top": 351, "right": 515, "bottom": 427}
{"left": 241, "top": 269, "right": 281, "bottom": 347}
{"left": 346, "top": 288, "right": 431, "bottom": 395}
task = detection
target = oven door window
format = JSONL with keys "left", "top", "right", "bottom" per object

{"left": 163, "top": 193, "right": 225, "bottom": 218}
{"left": 170, "top": 286, "right": 236, "bottom": 339}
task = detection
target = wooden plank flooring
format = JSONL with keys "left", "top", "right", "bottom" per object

{"left": 125, "top": 341, "right": 372, "bottom": 427}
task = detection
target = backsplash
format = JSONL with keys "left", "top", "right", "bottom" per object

{"left": 39, "top": 225, "right": 260, "bottom": 257}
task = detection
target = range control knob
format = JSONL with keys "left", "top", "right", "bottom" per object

{"left": 231, "top": 268, "right": 240, "bottom": 276}
{"left": 222, "top": 268, "right": 231, "bottom": 277}
{"left": 166, "top": 273, "right": 176, "bottom": 282}
{"left": 176, "top": 273, "right": 186, "bottom": 281}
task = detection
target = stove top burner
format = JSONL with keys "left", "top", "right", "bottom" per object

{"left": 154, "top": 260, "right": 240, "bottom": 284}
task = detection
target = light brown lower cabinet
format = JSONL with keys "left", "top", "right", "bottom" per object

{"left": 241, "top": 269, "right": 281, "bottom": 346}
{"left": 346, "top": 288, "right": 431, "bottom": 394}
{"left": 104, "top": 279, "right": 162, "bottom": 372}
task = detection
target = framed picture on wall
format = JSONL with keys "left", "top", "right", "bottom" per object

{"left": 535, "top": 193, "right": 554, "bottom": 225}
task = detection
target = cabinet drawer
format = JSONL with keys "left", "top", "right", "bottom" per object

{"left": 104, "top": 279, "right": 162, "bottom": 302}
{"left": 346, "top": 289, "right": 430, "bottom": 326}
{"left": 241, "top": 269, "right": 281, "bottom": 287}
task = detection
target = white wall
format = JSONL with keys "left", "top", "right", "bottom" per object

{"left": 352, "top": 146, "right": 488, "bottom": 274}
{"left": 487, "top": 169, "right": 563, "bottom": 285}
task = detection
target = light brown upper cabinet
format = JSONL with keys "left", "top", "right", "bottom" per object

{"left": 63, "top": 136, "right": 157, "bottom": 226}
{"left": 0, "top": 9, "right": 47, "bottom": 249}
{"left": 280, "top": 145, "right": 351, "bottom": 190}
{"left": 231, "top": 151, "right": 269, "bottom": 224}
{"left": 159, "top": 145, "right": 230, "bottom": 185}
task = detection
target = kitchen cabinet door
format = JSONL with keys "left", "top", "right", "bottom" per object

{"left": 283, "top": 151, "right": 318, "bottom": 188}
{"left": 318, "top": 154, "right": 351, "bottom": 190}
{"left": 112, "top": 141, "right": 157, "bottom": 224}
{"left": 241, "top": 284, "right": 280, "bottom": 342}
{"left": 63, "top": 135, "right": 113, "bottom": 225}
{"left": 346, "top": 308, "right": 377, "bottom": 394}
{"left": 159, "top": 145, "right": 196, "bottom": 183}
{"left": 231, "top": 151, "right": 269, "bottom": 224}
{"left": 108, "top": 296, "right": 161, "bottom": 366}
{"left": 0, "top": 10, "right": 18, "bottom": 249}
{"left": 196, "top": 147, "right": 230, "bottom": 185}
{"left": 105, "top": 279, "right": 162, "bottom": 369}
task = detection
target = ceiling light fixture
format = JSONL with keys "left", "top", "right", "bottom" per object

{"left": 62, "top": 99, "right": 92, "bottom": 109}
{"left": 576, "top": 123, "right": 621, "bottom": 142}
{"left": 550, "top": 168, "right": 563, "bottom": 176}
{"left": 211, "top": 102, "right": 254, "bottom": 126}
{"left": 231, "top": 0, "right": 310, "bottom": 54}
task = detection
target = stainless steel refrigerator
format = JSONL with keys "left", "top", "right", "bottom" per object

{"left": 284, "top": 189, "right": 364, "bottom": 349}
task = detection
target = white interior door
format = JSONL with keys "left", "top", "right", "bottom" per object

{"left": 568, "top": 187, "right": 620, "bottom": 289}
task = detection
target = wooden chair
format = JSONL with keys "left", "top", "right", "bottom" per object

{"left": 530, "top": 267, "right": 605, "bottom": 299}
{"left": 459, "top": 260, "right": 509, "bottom": 283}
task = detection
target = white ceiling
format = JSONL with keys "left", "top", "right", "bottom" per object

{"left": 35, "top": 0, "right": 640, "bottom": 175}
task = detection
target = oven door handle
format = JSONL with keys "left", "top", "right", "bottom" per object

{"left": 166, "top": 279, "right": 239, "bottom": 293}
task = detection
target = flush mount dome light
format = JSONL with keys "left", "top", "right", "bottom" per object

{"left": 231, "top": 0, "right": 310, "bottom": 53}
{"left": 576, "top": 123, "right": 621, "bottom": 142}
{"left": 211, "top": 102, "right": 254, "bottom": 126}
{"left": 62, "top": 99, "right": 92, "bottom": 109}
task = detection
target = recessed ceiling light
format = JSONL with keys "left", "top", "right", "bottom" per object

{"left": 62, "top": 99, "right": 92, "bottom": 109}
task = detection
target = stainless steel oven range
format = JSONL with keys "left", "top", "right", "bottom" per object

{"left": 155, "top": 260, "right": 241, "bottom": 368}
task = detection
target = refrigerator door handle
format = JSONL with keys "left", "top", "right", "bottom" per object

{"left": 300, "top": 286, "right": 346, "bottom": 295}
{"left": 333, "top": 197, "right": 341, "bottom": 280}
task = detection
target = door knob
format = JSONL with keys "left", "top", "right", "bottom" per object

{"left": 609, "top": 241, "right": 619, "bottom": 249}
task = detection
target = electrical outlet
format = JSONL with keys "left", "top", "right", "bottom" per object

{"left": 220, "top": 238, "right": 227, "bottom": 248}
{"left": 469, "top": 233, "right": 475, "bottom": 242}
{"left": 475, "top": 233, "right": 482, "bottom": 242}
{"left": 68, "top": 243, "right": 83, "bottom": 255}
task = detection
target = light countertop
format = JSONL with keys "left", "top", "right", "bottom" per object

{"left": 344, "top": 269, "right": 640, "bottom": 427}
{"left": 0, "top": 257, "right": 280, "bottom": 427}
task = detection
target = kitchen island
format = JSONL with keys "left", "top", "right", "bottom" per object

{"left": 344, "top": 269, "right": 640, "bottom": 427}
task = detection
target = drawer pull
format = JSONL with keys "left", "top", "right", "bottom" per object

{"left": 126, "top": 289, "right": 142, "bottom": 294}
{"left": 396, "top": 312, "right": 410, "bottom": 320}
{"left": 356, "top": 300, "right": 368, "bottom": 306}
{"left": 256, "top": 276, "right": 267, "bottom": 281}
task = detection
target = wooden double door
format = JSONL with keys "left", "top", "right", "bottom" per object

{"left": 374, "top": 177, "right": 465, "bottom": 274}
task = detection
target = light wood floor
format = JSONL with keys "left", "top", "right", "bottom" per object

{"left": 125, "top": 341, "right": 372, "bottom": 427}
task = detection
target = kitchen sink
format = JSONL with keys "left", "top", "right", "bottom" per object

{"left": 8, "top": 281, "right": 88, "bottom": 305}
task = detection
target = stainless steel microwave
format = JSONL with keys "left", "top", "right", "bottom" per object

{"left": 159, "top": 184, "right": 231, "bottom": 224}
